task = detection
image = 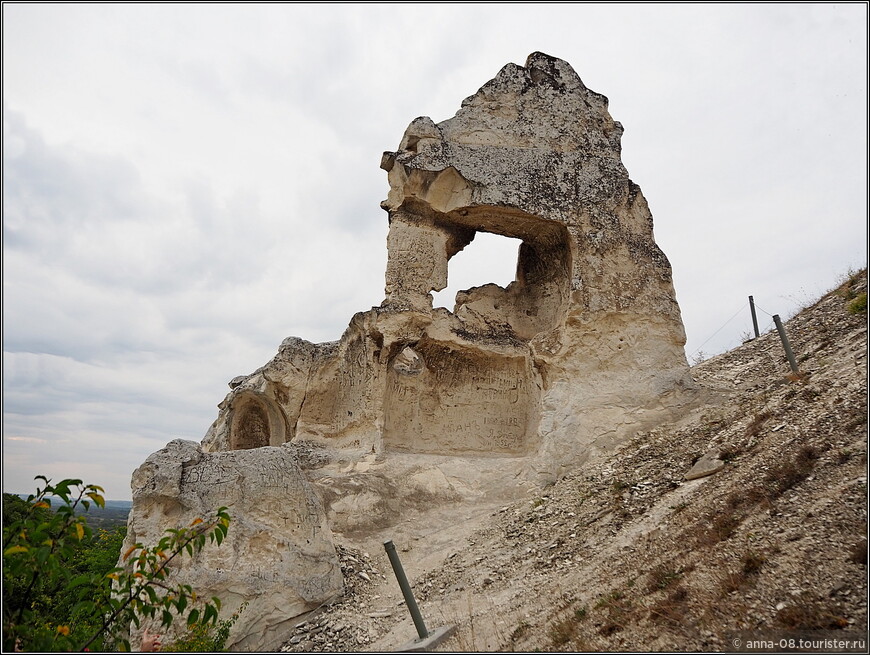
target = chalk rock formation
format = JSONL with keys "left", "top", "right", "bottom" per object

{"left": 121, "top": 440, "right": 342, "bottom": 652}
{"left": 202, "top": 52, "right": 694, "bottom": 482}
{"left": 125, "top": 52, "right": 698, "bottom": 651}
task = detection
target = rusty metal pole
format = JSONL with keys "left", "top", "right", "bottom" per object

{"left": 773, "top": 314, "right": 799, "bottom": 373}
{"left": 749, "top": 296, "right": 760, "bottom": 339}
{"left": 384, "top": 540, "right": 429, "bottom": 640}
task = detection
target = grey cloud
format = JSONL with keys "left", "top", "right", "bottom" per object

{"left": 3, "top": 4, "right": 866, "bottom": 499}
{"left": 3, "top": 107, "right": 288, "bottom": 299}
{"left": 3, "top": 108, "right": 146, "bottom": 251}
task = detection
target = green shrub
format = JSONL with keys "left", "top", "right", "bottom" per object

{"left": 847, "top": 292, "right": 866, "bottom": 314}
{"left": 3, "top": 476, "right": 230, "bottom": 652}
{"left": 162, "top": 602, "right": 246, "bottom": 652}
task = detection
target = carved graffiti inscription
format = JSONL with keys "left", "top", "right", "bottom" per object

{"left": 383, "top": 343, "right": 538, "bottom": 454}
{"left": 181, "top": 453, "right": 324, "bottom": 540}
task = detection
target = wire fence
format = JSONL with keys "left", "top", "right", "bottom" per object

{"left": 687, "top": 298, "right": 778, "bottom": 363}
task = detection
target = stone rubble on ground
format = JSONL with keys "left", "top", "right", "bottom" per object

{"left": 281, "top": 270, "right": 867, "bottom": 652}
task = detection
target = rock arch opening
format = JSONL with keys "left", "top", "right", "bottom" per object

{"left": 435, "top": 207, "right": 573, "bottom": 342}
{"left": 432, "top": 231, "right": 522, "bottom": 312}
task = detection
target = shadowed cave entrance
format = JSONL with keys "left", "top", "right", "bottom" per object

{"left": 229, "top": 392, "right": 288, "bottom": 450}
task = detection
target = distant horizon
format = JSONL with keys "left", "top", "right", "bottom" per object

{"left": 9, "top": 492, "right": 133, "bottom": 507}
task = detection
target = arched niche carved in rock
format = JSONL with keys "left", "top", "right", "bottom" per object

{"left": 229, "top": 393, "right": 287, "bottom": 450}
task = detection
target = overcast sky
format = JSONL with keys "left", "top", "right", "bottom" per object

{"left": 3, "top": 3, "right": 866, "bottom": 500}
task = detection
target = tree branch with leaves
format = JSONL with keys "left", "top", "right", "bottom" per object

{"left": 3, "top": 476, "right": 230, "bottom": 652}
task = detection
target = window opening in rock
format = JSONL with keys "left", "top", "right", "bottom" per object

{"left": 432, "top": 232, "right": 522, "bottom": 311}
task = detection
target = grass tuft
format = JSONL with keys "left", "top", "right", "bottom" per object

{"left": 765, "top": 446, "right": 819, "bottom": 496}
{"left": 776, "top": 596, "right": 849, "bottom": 630}
{"left": 847, "top": 292, "right": 866, "bottom": 314}
{"left": 646, "top": 564, "right": 683, "bottom": 592}
{"left": 649, "top": 586, "right": 689, "bottom": 625}
{"left": 744, "top": 411, "right": 771, "bottom": 439}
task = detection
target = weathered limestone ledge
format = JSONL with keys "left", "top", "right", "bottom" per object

{"left": 122, "top": 440, "right": 342, "bottom": 651}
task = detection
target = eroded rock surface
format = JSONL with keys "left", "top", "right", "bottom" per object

{"left": 121, "top": 440, "right": 342, "bottom": 652}
{"left": 129, "top": 52, "right": 698, "bottom": 650}
{"left": 203, "top": 52, "right": 694, "bottom": 485}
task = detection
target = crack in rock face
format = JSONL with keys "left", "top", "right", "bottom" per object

{"left": 128, "top": 52, "right": 699, "bottom": 652}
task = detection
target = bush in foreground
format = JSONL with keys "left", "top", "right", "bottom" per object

{"left": 3, "top": 476, "right": 230, "bottom": 652}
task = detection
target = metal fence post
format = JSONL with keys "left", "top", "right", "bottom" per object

{"left": 384, "top": 539, "right": 429, "bottom": 640}
{"left": 749, "top": 295, "right": 760, "bottom": 339}
{"left": 773, "top": 314, "right": 799, "bottom": 373}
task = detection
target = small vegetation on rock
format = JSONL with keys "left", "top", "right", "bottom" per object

{"left": 646, "top": 563, "right": 684, "bottom": 592}
{"left": 776, "top": 593, "right": 849, "bottom": 630}
{"left": 162, "top": 602, "right": 247, "bottom": 652}
{"left": 847, "top": 292, "right": 866, "bottom": 314}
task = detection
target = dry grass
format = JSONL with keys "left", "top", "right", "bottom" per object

{"left": 697, "top": 511, "right": 741, "bottom": 547}
{"left": 696, "top": 445, "right": 821, "bottom": 533}
{"left": 765, "top": 445, "right": 820, "bottom": 497}
{"left": 843, "top": 405, "right": 868, "bottom": 433}
{"left": 848, "top": 540, "right": 867, "bottom": 566}
{"left": 697, "top": 446, "right": 821, "bottom": 548}
{"left": 719, "top": 570, "right": 746, "bottom": 595}
{"left": 834, "top": 269, "right": 867, "bottom": 315}
{"left": 701, "top": 446, "right": 819, "bottom": 547}
{"left": 726, "top": 486, "right": 769, "bottom": 511}
{"left": 776, "top": 595, "right": 849, "bottom": 630}
{"left": 594, "top": 590, "right": 634, "bottom": 637}
{"left": 509, "top": 621, "right": 530, "bottom": 642}
{"left": 648, "top": 586, "right": 689, "bottom": 625}
{"left": 847, "top": 292, "right": 866, "bottom": 314}
{"left": 646, "top": 564, "right": 685, "bottom": 593}
{"left": 545, "top": 604, "right": 589, "bottom": 650}
{"left": 548, "top": 617, "right": 577, "bottom": 646}
{"left": 741, "top": 551, "right": 766, "bottom": 575}
{"left": 720, "top": 551, "right": 766, "bottom": 595}
{"left": 833, "top": 268, "right": 865, "bottom": 299}
{"left": 744, "top": 411, "right": 771, "bottom": 439}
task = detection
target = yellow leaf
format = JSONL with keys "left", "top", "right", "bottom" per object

{"left": 190, "top": 517, "right": 204, "bottom": 526}
{"left": 86, "top": 492, "right": 106, "bottom": 508}
{"left": 34, "top": 501, "right": 50, "bottom": 509}
{"left": 4, "top": 545, "right": 28, "bottom": 556}
{"left": 106, "top": 572, "right": 120, "bottom": 580}
{"left": 123, "top": 546, "right": 137, "bottom": 561}
{"left": 134, "top": 572, "right": 144, "bottom": 578}
{"left": 75, "top": 523, "right": 84, "bottom": 541}
{"left": 56, "top": 625, "right": 70, "bottom": 636}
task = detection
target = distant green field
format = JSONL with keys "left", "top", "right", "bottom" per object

{"left": 74, "top": 504, "right": 131, "bottom": 530}
{"left": 14, "top": 495, "right": 131, "bottom": 530}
